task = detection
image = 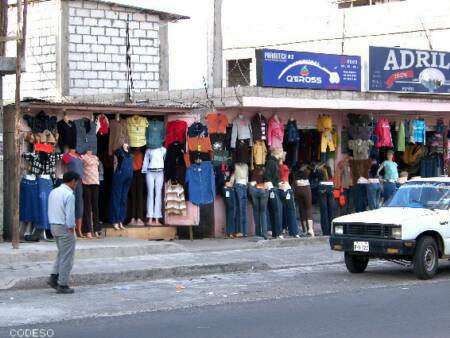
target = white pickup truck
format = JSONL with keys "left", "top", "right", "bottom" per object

{"left": 330, "top": 177, "right": 450, "bottom": 279}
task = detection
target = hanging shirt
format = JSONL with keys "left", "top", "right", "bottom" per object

{"left": 127, "top": 115, "right": 148, "bottom": 147}
{"left": 96, "top": 114, "right": 110, "bottom": 136}
{"left": 251, "top": 114, "right": 268, "bottom": 142}
{"left": 412, "top": 119, "right": 426, "bottom": 144}
{"left": 252, "top": 140, "right": 268, "bottom": 166}
{"left": 81, "top": 154, "right": 100, "bottom": 185}
{"left": 374, "top": 119, "right": 393, "bottom": 148}
{"left": 267, "top": 116, "right": 284, "bottom": 149}
{"left": 165, "top": 120, "right": 187, "bottom": 148}
{"left": 285, "top": 120, "right": 300, "bottom": 144}
{"left": 132, "top": 149, "right": 144, "bottom": 171}
{"left": 187, "top": 122, "right": 209, "bottom": 138}
{"left": 63, "top": 153, "right": 84, "bottom": 178}
{"left": 22, "top": 152, "right": 62, "bottom": 179}
{"left": 205, "top": 113, "right": 228, "bottom": 134}
{"left": 185, "top": 161, "right": 215, "bottom": 205}
{"left": 164, "top": 142, "right": 186, "bottom": 183}
{"left": 146, "top": 120, "right": 165, "bottom": 149}
{"left": 263, "top": 155, "right": 280, "bottom": 186}
{"left": 348, "top": 139, "right": 373, "bottom": 160}
{"left": 74, "top": 118, "right": 98, "bottom": 155}
{"left": 108, "top": 119, "right": 129, "bottom": 155}
{"left": 231, "top": 116, "right": 253, "bottom": 148}
{"left": 57, "top": 119, "right": 77, "bottom": 150}
{"left": 141, "top": 147, "right": 166, "bottom": 173}
{"left": 397, "top": 121, "right": 406, "bottom": 152}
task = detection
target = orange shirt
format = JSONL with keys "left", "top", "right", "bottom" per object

{"left": 187, "top": 137, "right": 213, "bottom": 153}
{"left": 132, "top": 149, "right": 144, "bottom": 171}
{"left": 205, "top": 113, "right": 229, "bottom": 134}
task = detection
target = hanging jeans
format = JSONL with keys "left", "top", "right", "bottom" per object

{"left": 110, "top": 162, "right": 133, "bottom": 224}
{"left": 74, "top": 180, "right": 83, "bottom": 220}
{"left": 82, "top": 184, "right": 100, "bottom": 233}
{"left": 37, "top": 177, "right": 53, "bottom": 230}
{"left": 278, "top": 189, "right": 299, "bottom": 236}
{"left": 366, "top": 183, "right": 382, "bottom": 210}
{"left": 353, "top": 184, "right": 368, "bottom": 213}
{"left": 145, "top": 171, "right": 164, "bottom": 219}
{"left": 234, "top": 183, "right": 248, "bottom": 235}
{"left": 318, "top": 184, "right": 335, "bottom": 236}
{"left": 383, "top": 182, "right": 397, "bottom": 204}
{"left": 130, "top": 171, "right": 145, "bottom": 220}
{"left": 223, "top": 186, "right": 237, "bottom": 235}
{"left": 267, "top": 188, "right": 282, "bottom": 237}
{"left": 248, "top": 185, "right": 269, "bottom": 238}
{"left": 20, "top": 177, "right": 39, "bottom": 224}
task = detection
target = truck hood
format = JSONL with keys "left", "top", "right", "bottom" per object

{"left": 333, "top": 207, "right": 436, "bottom": 225}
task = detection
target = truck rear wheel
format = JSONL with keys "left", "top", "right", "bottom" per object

{"left": 413, "top": 236, "right": 438, "bottom": 280}
{"left": 344, "top": 252, "right": 369, "bottom": 273}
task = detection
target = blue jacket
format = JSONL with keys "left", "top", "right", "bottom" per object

{"left": 186, "top": 161, "right": 215, "bottom": 205}
{"left": 285, "top": 120, "right": 300, "bottom": 144}
{"left": 146, "top": 120, "right": 165, "bottom": 149}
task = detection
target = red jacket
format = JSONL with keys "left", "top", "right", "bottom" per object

{"left": 374, "top": 119, "right": 393, "bottom": 148}
{"left": 164, "top": 120, "right": 187, "bottom": 148}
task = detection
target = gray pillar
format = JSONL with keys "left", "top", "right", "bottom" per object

{"left": 56, "top": 0, "right": 69, "bottom": 99}
{"left": 158, "top": 19, "right": 169, "bottom": 91}
{"left": 212, "top": 0, "right": 223, "bottom": 89}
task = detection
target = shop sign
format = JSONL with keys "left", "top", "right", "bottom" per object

{"left": 256, "top": 48, "right": 361, "bottom": 91}
{"left": 369, "top": 46, "right": 450, "bottom": 94}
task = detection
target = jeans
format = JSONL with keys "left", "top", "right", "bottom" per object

{"left": 223, "top": 187, "right": 237, "bottom": 235}
{"left": 74, "top": 180, "right": 83, "bottom": 219}
{"left": 51, "top": 224, "right": 76, "bottom": 286}
{"left": 110, "top": 159, "right": 133, "bottom": 224}
{"left": 366, "top": 183, "right": 381, "bottom": 210}
{"left": 37, "top": 177, "right": 53, "bottom": 230}
{"left": 278, "top": 189, "right": 299, "bottom": 236}
{"left": 130, "top": 171, "right": 145, "bottom": 220}
{"left": 353, "top": 184, "right": 368, "bottom": 213}
{"left": 248, "top": 186, "right": 269, "bottom": 237}
{"left": 19, "top": 178, "right": 39, "bottom": 223}
{"left": 267, "top": 188, "right": 282, "bottom": 237}
{"left": 146, "top": 171, "right": 164, "bottom": 219}
{"left": 82, "top": 184, "right": 100, "bottom": 233}
{"left": 319, "top": 184, "right": 336, "bottom": 236}
{"left": 234, "top": 183, "right": 248, "bottom": 235}
{"left": 383, "top": 182, "right": 397, "bottom": 203}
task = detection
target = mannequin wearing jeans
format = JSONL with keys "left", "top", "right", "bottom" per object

{"left": 232, "top": 163, "right": 249, "bottom": 237}
{"left": 110, "top": 144, "right": 133, "bottom": 230}
{"left": 248, "top": 184, "right": 269, "bottom": 239}
{"left": 142, "top": 147, "right": 166, "bottom": 225}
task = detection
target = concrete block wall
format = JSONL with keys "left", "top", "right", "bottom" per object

{"left": 67, "top": 0, "right": 161, "bottom": 96}
{"left": 3, "top": 0, "right": 58, "bottom": 100}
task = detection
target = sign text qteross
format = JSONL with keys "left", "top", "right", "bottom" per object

{"left": 256, "top": 49, "right": 361, "bottom": 91}
{"left": 369, "top": 46, "right": 450, "bottom": 94}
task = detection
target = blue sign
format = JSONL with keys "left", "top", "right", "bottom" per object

{"left": 256, "top": 49, "right": 361, "bottom": 91}
{"left": 369, "top": 46, "right": 450, "bottom": 94}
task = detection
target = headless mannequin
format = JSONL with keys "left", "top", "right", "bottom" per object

{"left": 113, "top": 143, "right": 130, "bottom": 231}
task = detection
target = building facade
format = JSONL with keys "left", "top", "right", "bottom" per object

{"left": 3, "top": 0, "right": 187, "bottom": 101}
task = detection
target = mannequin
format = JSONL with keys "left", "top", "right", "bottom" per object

{"left": 63, "top": 149, "right": 84, "bottom": 237}
{"left": 293, "top": 166, "right": 315, "bottom": 237}
{"left": 110, "top": 143, "right": 133, "bottom": 230}
{"left": 142, "top": 146, "right": 167, "bottom": 225}
{"left": 81, "top": 149, "right": 100, "bottom": 238}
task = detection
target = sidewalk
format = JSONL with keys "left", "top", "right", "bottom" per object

{"left": 0, "top": 236, "right": 340, "bottom": 291}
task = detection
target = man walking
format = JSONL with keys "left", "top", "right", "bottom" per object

{"left": 47, "top": 171, "right": 80, "bottom": 294}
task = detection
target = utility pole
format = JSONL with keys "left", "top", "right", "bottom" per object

{"left": 207, "top": 0, "right": 223, "bottom": 92}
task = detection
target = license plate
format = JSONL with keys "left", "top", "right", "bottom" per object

{"left": 354, "top": 241, "right": 369, "bottom": 252}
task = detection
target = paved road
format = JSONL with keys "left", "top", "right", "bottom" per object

{"left": 1, "top": 259, "right": 450, "bottom": 338}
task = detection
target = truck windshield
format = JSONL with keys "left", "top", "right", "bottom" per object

{"left": 386, "top": 182, "right": 450, "bottom": 210}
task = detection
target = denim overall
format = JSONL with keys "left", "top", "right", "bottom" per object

{"left": 110, "top": 150, "right": 133, "bottom": 224}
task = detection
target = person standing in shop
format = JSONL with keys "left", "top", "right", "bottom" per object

{"left": 47, "top": 171, "right": 79, "bottom": 294}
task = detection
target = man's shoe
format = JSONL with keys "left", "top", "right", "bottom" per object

{"left": 57, "top": 285, "right": 75, "bottom": 294}
{"left": 47, "top": 274, "right": 58, "bottom": 289}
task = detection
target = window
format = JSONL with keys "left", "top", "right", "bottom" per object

{"left": 227, "top": 59, "right": 251, "bottom": 87}
{"left": 337, "top": 0, "right": 406, "bottom": 9}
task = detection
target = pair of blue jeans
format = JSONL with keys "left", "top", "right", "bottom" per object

{"left": 249, "top": 186, "right": 269, "bottom": 238}
{"left": 353, "top": 184, "right": 368, "bottom": 213}
{"left": 234, "top": 184, "right": 248, "bottom": 236}
{"left": 383, "top": 182, "right": 397, "bottom": 204}
{"left": 223, "top": 186, "right": 237, "bottom": 235}
{"left": 278, "top": 189, "right": 299, "bottom": 236}
{"left": 20, "top": 178, "right": 40, "bottom": 224}
{"left": 366, "top": 183, "right": 381, "bottom": 210}
{"left": 37, "top": 177, "right": 53, "bottom": 230}
{"left": 110, "top": 158, "right": 133, "bottom": 224}
{"left": 267, "top": 188, "right": 282, "bottom": 237}
{"left": 319, "top": 184, "right": 336, "bottom": 236}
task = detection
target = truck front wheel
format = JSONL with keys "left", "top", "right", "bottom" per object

{"left": 344, "top": 252, "right": 369, "bottom": 273}
{"left": 413, "top": 236, "right": 438, "bottom": 280}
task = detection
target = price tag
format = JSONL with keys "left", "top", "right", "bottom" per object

{"left": 286, "top": 193, "right": 291, "bottom": 200}
{"left": 225, "top": 191, "right": 230, "bottom": 198}
{"left": 270, "top": 192, "right": 275, "bottom": 199}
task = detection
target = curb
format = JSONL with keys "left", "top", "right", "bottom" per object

{"left": 3, "top": 260, "right": 270, "bottom": 291}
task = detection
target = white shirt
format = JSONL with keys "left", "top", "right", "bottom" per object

{"left": 48, "top": 184, "right": 76, "bottom": 228}
{"left": 141, "top": 147, "right": 166, "bottom": 173}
